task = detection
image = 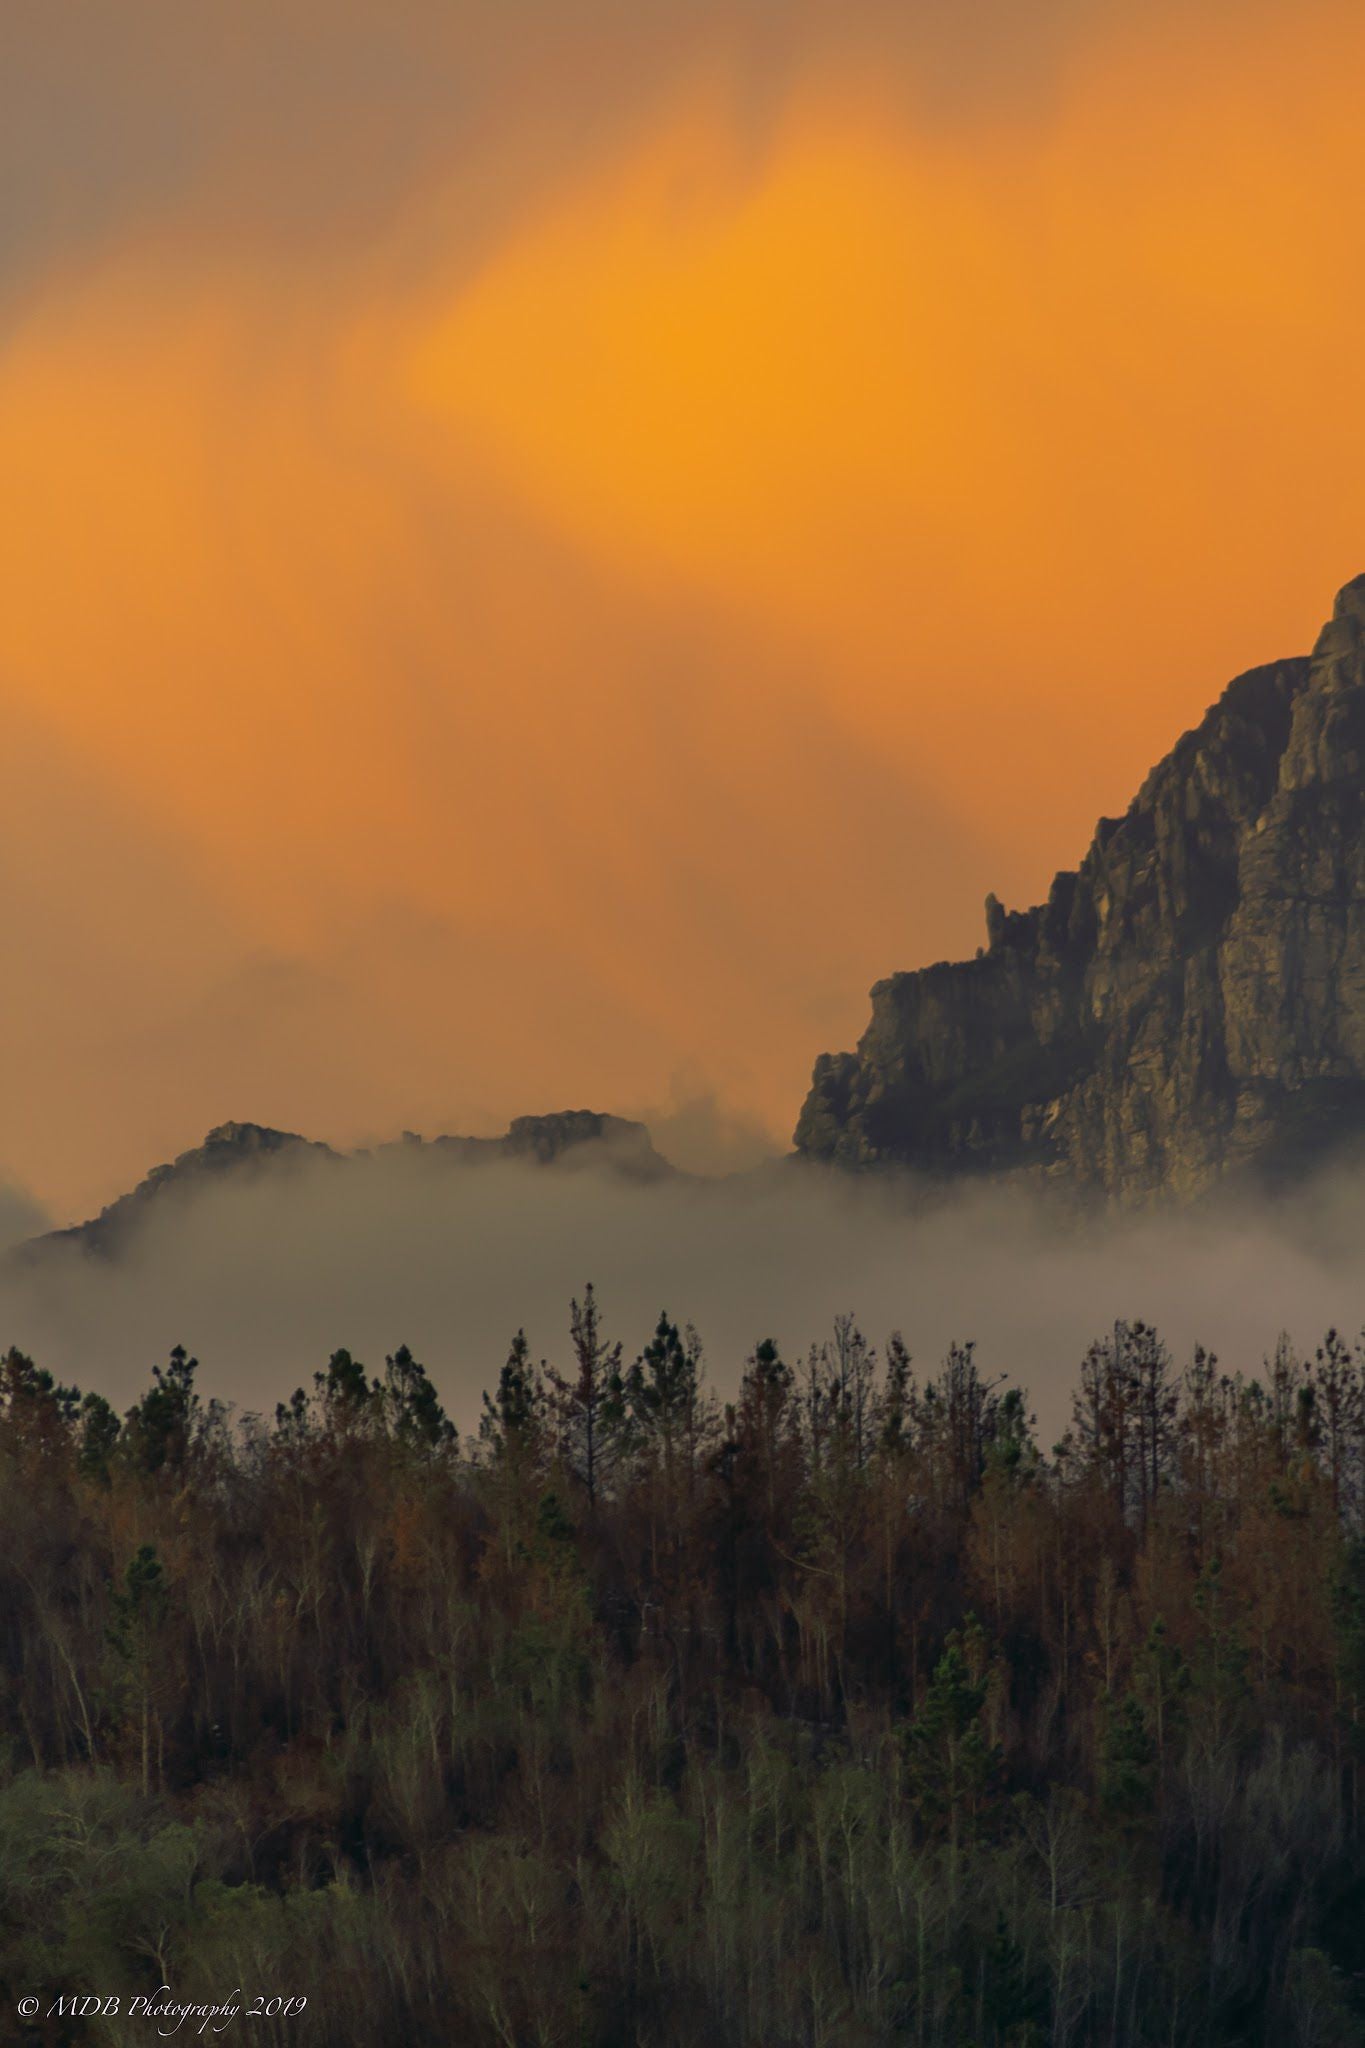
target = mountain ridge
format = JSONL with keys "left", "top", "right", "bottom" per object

{"left": 19, "top": 1111, "right": 675, "bottom": 1261}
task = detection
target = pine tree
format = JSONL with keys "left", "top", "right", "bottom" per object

{"left": 124, "top": 1346, "right": 201, "bottom": 1474}
{"left": 545, "top": 1284, "right": 624, "bottom": 1509}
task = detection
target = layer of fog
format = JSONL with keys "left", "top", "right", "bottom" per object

{"left": 3, "top": 1147, "right": 1363, "bottom": 1444}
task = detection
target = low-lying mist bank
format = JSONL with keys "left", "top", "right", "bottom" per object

{"left": 2, "top": 1147, "right": 1363, "bottom": 1437}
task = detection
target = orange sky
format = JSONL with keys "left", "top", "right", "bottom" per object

{"left": 4, "top": 0, "right": 1365, "bottom": 1218}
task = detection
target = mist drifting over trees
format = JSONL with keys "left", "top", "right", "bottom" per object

{"left": 5, "top": 1143, "right": 1365, "bottom": 1443}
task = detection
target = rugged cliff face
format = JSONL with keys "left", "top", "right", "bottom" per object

{"left": 794, "top": 577, "right": 1365, "bottom": 1199}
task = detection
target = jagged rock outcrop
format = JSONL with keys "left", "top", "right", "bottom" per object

{"left": 794, "top": 576, "right": 1365, "bottom": 1200}
{"left": 424, "top": 1110, "right": 670, "bottom": 1177}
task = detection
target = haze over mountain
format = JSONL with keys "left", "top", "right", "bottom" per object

{"left": 6, "top": 562, "right": 1365, "bottom": 1442}
{"left": 11, "top": 569, "right": 1365, "bottom": 1293}
{"left": 14, "top": 1113, "right": 674, "bottom": 1264}
{"left": 7, "top": 1129, "right": 1365, "bottom": 1446}
{"left": 798, "top": 575, "right": 1365, "bottom": 1199}
{"left": 14, "top": 3, "right": 1365, "bottom": 1228}
{"left": 4, "top": 566, "right": 1365, "bottom": 1442}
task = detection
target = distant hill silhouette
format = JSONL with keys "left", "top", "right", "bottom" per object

{"left": 19, "top": 1112, "right": 675, "bottom": 1261}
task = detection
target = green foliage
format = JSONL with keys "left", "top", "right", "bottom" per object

{"left": 123, "top": 1344, "right": 201, "bottom": 1473}
{"left": 0, "top": 1771, "right": 201, "bottom": 1992}
{"left": 1100, "top": 1693, "right": 1155, "bottom": 1817}
{"left": 1190, "top": 1551, "right": 1251, "bottom": 1741}
{"left": 481, "top": 1328, "right": 546, "bottom": 1457}
{"left": 107, "top": 1544, "right": 166, "bottom": 1656}
{"left": 1283, "top": 1946, "right": 1359, "bottom": 2048}
{"left": 318, "top": 1344, "right": 372, "bottom": 1419}
{"left": 902, "top": 1620, "right": 1000, "bottom": 1846}
{"left": 382, "top": 1344, "right": 454, "bottom": 1446}
{"left": 1131, "top": 1616, "right": 1190, "bottom": 1768}
{"left": 78, "top": 1390, "right": 121, "bottom": 1479}
{"left": 622, "top": 1312, "right": 705, "bottom": 1476}
{"left": 980, "top": 1912, "right": 1048, "bottom": 2046}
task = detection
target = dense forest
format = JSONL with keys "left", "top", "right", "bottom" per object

{"left": 1, "top": 1294, "right": 1363, "bottom": 2045}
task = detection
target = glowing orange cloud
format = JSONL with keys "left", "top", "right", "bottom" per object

{"left": 4, "top": 1, "right": 1365, "bottom": 1213}
{"left": 402, "top": 28, "right": 1365, "bottom": 838}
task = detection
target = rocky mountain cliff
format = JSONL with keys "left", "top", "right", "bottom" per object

{"left": 795, "top": 576, "right": 1365, "bottom": 1200}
